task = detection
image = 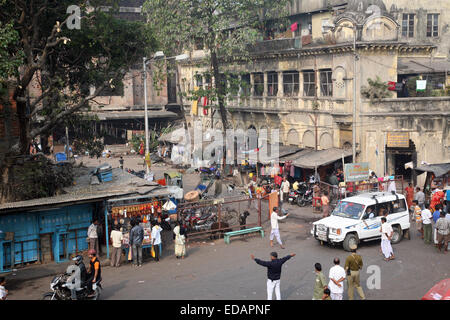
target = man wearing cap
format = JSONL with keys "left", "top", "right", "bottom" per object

{"left": 270, "top": 207, "right": 289, "bottom": 249}
{"left": 344, "top": 244, "right": 366, "bottom": 300}
{"left": 251, "top": 252, "right": 296, "bottom": 300}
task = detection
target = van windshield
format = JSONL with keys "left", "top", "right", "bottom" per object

{"left": 332, "top": 201, "right": 365, "bottom": 220}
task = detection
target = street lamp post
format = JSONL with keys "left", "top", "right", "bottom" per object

{"left": 142, "top": 51, "right": 164, "bottom": 176}
{"left": 143, "top": 56, "right": 150, "bottom": 175}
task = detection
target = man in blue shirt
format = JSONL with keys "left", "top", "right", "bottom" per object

{"left": 432, "top": 204, "right": 442, "bottom": 245}
{"left": 251, "top": 251, "right": 295, "bottom": 300}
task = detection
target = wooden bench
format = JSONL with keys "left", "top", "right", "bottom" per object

{"left": 224, "top": 227, "right": 264, "bottom": 244}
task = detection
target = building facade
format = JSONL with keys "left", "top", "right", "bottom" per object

{"left": 178, "top": 0, "right": 450, "bottom": 183}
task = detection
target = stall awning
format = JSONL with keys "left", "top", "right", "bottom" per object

{"left": 414, "top": 163, "right": 450, "bottom": 177}
{"left": 292, "top": 148, "right": 352, "bottom": 169}
{"left": 279, "top": 148, "right": 314, "bottom": 162}
{"left": 398, "top": 57, "right": 450, "bottom": 75}
{"left": 257, "top": 144, "right": 302, "bottom": 164}
{"left": 158, "top": 127, "right": 192, "bottom": 145}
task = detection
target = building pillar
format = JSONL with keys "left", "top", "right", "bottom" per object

{"left": 263, "top": 72, "right": 268, "bottom": 109}
{"left": 277, "top": 71, "right": 283, "bottom": 110}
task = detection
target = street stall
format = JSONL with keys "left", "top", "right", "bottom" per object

{"left": 414, "top": 162, "right": 450, "bottom": 208}
{"left": 105, "top": 189, "right": 181, "bottom": 261}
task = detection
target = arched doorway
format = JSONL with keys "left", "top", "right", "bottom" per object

{"left": 385, "top": 139, "right": 417, "bottom": 183}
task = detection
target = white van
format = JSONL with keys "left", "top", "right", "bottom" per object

{"left": 311, "top": 192, "right": 410, "bottom": 251}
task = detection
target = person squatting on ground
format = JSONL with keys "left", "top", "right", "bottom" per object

{"left": 270, "top": 206, "right": 289, "bottom": 249}
{"left": 380, "top": 217, "right": 395, "bottom": 261}
{"left": 328, "top": 257, "right": 346, "bottom": 300}
{"left": 251, "top": 252, "right": 296, "bottom": 300}
{"left": 344, "top": 244, "right": 366, "bottom": 300}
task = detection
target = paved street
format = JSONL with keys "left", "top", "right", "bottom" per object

{"left": 6, "top": 201, "right": 449, "bottom": 300}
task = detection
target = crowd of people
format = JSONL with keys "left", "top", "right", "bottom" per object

{"left": 251, "top": 244, "right": 368, "bottom": 300}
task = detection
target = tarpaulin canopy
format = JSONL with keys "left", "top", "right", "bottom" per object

{"left": 292, "top": 148, "right": 352, "bottom": 169}
{"left": 257, "top": 144, "right": 302, "bottom": 164}
{"left": 158, "top": 127, "right": 193, "bottom": 145}
{"left": 414, "top": 163, "right": 450, "bottom": 177}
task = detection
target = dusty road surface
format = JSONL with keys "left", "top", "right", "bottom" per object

{"left": 4, "top": 155, "right": 449, "bottom": 300}
{"left": 7, "top": 204, "right": 449, "bottom": 300}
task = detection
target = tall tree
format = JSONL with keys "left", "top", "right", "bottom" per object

{"left": 0, "top": 0, "right": 157, "bottom": 155}
{"left": 0, "top": 0, "right": 158, "bottom": 201}
{"left": 143, "top": 0, "right": 288, "bottom": 166}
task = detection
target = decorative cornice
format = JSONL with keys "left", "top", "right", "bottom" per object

{"left": 178, "top": 42, "right": 436, "bottom": 67}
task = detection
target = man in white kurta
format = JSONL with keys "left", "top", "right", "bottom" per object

{"left": 270, "top": 207, "right": 289, "bottom": 249}
{"left": 328, "top": 258, "right": 346, "bottom": 300}
{"left": 380, "top": 217, "right": 395, "bottom": 261}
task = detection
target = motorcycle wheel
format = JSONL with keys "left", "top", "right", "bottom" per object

{"left": 297, "top": 198, "right": 306, "bottom": 207}
{"left": 42, "top": 292, "right": 57, "bottom": 300}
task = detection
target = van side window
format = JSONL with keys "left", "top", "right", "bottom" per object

{"left": 363, "top": 205, "right": 376, "bottom": 219}
{"left": 391, "top": 199, "right": 407, "bottom": 214}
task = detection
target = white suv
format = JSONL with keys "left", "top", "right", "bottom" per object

{"left": 311, "top": 192, "right": 410, "bottom": 251}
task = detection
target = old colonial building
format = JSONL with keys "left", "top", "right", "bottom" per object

{"left": 179, "top": 0, "right": 450, "bottom": 183}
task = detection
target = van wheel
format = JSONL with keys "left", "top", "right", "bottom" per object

{"left": 391, "top": 225, "right": 403, "bottom": 244}
{"left": 343, "top": 233, "right": 359, "bottom": 252}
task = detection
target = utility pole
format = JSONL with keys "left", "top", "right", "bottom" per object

{"left": 352, "top": 25, "right": 357, "bottom": 163}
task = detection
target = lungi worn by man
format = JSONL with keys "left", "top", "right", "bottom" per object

{"left": 251, "top": 252, "right": 295, "bottom": 300}
{"left": 380, "top": 217, "right": 395, "bottom": 261}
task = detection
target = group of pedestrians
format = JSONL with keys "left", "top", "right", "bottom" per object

{"left": 251, "top": 246, "right": 366, "bottom": 300}
{"left": 413, "top": 200, "right": 449, "bottom": 253}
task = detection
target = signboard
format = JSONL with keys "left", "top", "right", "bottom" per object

{"left": 387, "top": 132, "right": 409, "bottom": 148}
{"left": 344, "top": 162, "right": 370, "bottom": 182}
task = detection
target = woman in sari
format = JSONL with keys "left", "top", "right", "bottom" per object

{"left": 173, "top": 221, "right": 186, "bottom": 259}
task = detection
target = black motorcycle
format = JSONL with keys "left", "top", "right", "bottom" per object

{"left": 297, "top": 185, "right": 313, "bottom": 207}
{"left": 42, "top": 270, "right": 102, "bottom": 300}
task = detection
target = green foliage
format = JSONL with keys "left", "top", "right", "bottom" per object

{"left": 361, "top": 76, "right": 392, "bottom": 103}
{"left": 0, "top": 0, "right": 159, "bottom": 145}
{"left": 143, "top": 0, "right": 289, "bottom": 128}
{"left": 0, "top": 21, "right": 23, "bottom": 80}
